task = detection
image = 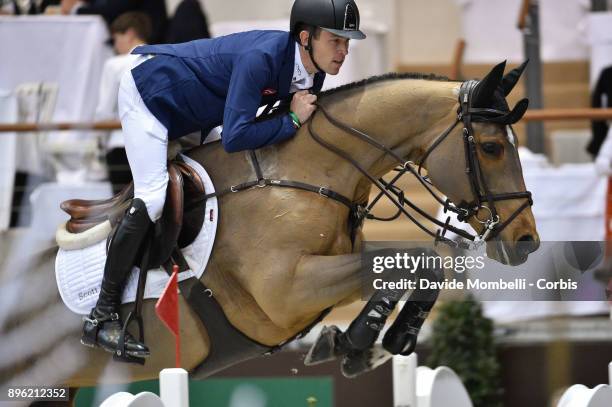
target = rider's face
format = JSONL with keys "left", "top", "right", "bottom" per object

{"left": 309, "top": 30, "right": 350, "bottom": 75}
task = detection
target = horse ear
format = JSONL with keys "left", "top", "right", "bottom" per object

{"left": 472, "top": 61, "right": 506, "bottom": 107}
{"left": 501, "top": 60, "right": 528, "bottom": 96}
{"left": 506, "top": 98, "right": 529, "bottom": 123}
{"left": 488, "top": 98, "right": 529, "bottom": 124}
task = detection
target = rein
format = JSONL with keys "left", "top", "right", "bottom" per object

{"left": 308, "top": 104, "right": 475, "bottom": 244}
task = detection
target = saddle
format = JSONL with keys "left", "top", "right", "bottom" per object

{"left": 60, "top": 160, "right": 207, "bottom": 266}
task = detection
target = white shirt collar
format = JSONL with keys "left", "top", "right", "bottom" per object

{"left": 290, "top": 43, "right": 315, "bottom": 92}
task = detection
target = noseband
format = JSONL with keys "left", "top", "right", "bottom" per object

{"left": 308, "top": 79, "right": 533, "bottom": 248}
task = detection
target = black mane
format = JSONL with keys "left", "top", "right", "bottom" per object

{"left": 320, "top": 72, "right": 456, "bottom": 98}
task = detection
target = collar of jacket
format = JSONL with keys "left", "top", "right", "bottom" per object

{"left": 278, "top": 33, "right": 326, "bottom": 100}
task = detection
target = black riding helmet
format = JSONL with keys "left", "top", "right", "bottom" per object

{"left": 290, "top": 0, "right": 366, "bottom": 72}
{"left": 290, "top": 0, "right": 367, "bottom": 40}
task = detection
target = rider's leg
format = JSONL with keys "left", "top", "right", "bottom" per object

{"left": 81, "top": 62, "right": 169, "bottom": 358}
{"left": 81, "top": 198, "right": 152, "bottom": 357}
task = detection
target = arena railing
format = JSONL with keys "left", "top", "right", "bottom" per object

{"left": 1, "top": 108, "right": 612, "bottom": 133}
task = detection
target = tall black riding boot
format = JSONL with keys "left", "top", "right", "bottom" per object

{"left": 81, "top": 198, "right": 151, "bottom": 359}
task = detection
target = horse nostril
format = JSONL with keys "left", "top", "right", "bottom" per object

{"left": 517, "top": 234, "right": 539, "bottom": 255}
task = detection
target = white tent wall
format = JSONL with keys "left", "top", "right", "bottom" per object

{"left": 165, "top": 0, "right": 393, "bottom": 25}
{"left": 164, "top": 0, "right": 596, "bottom": 67}
{"left": 165, "top": 0, "right": 398, "bottom": 70}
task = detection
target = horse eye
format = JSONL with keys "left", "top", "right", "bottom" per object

{"left": 481, "top": 142, "right": 503, "bottom": 156}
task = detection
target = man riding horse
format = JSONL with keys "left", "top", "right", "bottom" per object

{"left": 81, "top": 0, "right": 367, "bottom": 360}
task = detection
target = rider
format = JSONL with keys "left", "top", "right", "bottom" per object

{"left": 81, "top": 0, "right": 367, "bottom": 360}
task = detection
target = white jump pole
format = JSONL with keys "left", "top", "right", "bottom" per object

{"left": 159, "top": 368, "right": 189, "bottom": 407}
{"left": 393, "top": 353, "right": 418, "bottom": 407}
{"left": 608, "top": 362, "right": 611, "bottom": 386}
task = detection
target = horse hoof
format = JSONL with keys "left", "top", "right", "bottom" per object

{"left": 340, "top": 351, "right": 370, "bottom": 378}
{"left": 304, "top": 325, "right": 343, "bottom": 366}
{"left": 341, "top": 345, "right": 393, "bottom": 378}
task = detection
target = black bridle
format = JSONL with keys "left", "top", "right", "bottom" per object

{"left": 307, "top": 79, "right": 533, "bottom": 248}
{"left": 440, "top": 80, "right": 533, "bottom": 241}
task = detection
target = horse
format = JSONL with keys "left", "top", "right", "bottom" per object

{"left": 0, "top": 61, "right": 539, "bottom": 404}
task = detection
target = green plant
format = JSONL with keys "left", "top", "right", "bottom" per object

{"left": 426, "top": 297, "right": 503, "bottom": 407}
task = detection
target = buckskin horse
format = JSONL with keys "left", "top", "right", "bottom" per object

{"left": 0, "top": 61, "right": 539, "bottom": 404}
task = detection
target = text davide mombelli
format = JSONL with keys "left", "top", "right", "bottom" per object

{"left": 369, "top": 252, "right": 578, "bottom": 292}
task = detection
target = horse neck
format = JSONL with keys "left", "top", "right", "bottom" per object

{"left": 273, "top": 79, "right": 460, "bottom": 201}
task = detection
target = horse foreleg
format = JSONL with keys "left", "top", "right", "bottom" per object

{"left": 382, "top": 281, "right": 442, "bottom": 356}
{"left": 340, "top": 259, "right": 444, "bottom": 378}
{"left": 251, "top": 253, "right": 363, "bottom": 344}
{"left": 334, "top": 286, "right": 443, "bottom": 378}
{"left": 295, "top": 249, "right": 443, "bottom": 378}
{"left": 304, "top": 287, "right": 407, "bottom": 372}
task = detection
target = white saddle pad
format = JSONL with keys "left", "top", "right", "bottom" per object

{"left": 54, "top": 154, "right": 219, "bottom": 315}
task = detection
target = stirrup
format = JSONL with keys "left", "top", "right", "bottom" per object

{"left": 113, "top": 310, "right": 146, "bottom": 365}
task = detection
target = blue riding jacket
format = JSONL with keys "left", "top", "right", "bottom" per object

{"left": 131, "top": 30, "right": 325, "bottom": 152}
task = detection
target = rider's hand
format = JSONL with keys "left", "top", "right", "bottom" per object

{"left": 290, "top": 90, "right": 317, "bottom": 124}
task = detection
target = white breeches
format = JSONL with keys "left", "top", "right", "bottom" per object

{"left": 117, "top": 56, "right": 168, "bottom": 222}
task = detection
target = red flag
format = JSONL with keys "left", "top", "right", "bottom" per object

{"left": 155, "top": 265, "right": 181, "bottom": 367}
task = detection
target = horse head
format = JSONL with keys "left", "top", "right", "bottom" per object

{"left": 422, "top": 61, "right": 539, "bottom": 265}
{"left": 308, "top": 61, "right": 539, "bottom": 266}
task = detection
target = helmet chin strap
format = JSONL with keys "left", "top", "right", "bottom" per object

{"left": 304, "top": 27, "right": 324, "bottom": 74}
